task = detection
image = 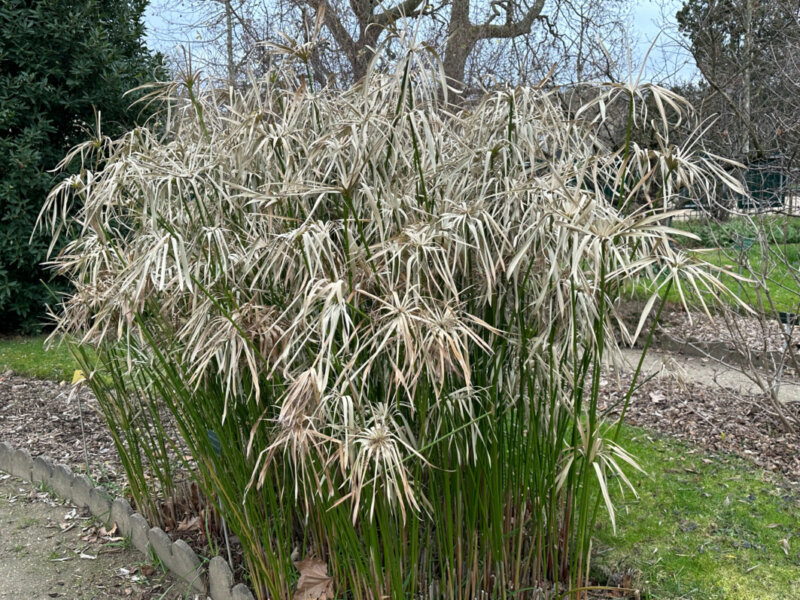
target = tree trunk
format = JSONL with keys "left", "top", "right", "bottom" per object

{"left": 443, "top": 0, "right": 476, "bottom": 95}
{"left": 225, "top": 0, "right": 235, "bottom": 85}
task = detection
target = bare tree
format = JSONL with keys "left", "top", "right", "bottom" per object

{"left": 147, "top": 0, "right": 634, "bottom": 93}
{"left": 675, "top": 0, "right": 800, "bottom": 169}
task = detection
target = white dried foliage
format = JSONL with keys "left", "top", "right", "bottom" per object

{"left": 42, "top": 45, "right": 740, "bottom": 521}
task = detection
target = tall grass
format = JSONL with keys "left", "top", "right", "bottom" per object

{"left": 42, "top": 41, "right": 741, "bottom": 599}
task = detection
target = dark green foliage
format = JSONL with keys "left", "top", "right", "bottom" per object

{"left": 0, "top": 0, "right": 163, "bottom": 332}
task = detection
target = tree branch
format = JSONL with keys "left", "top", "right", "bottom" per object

{"left": 474, "top": 0, "right": 546, "bottom": 40}
{"left": 374, "top": 0, "right": 427, "bottom": 28}
{"left": 695, "top": 60, "right": 766, "bottom": 158}
{"left": 307, "top": 0, "right": 357, "bottom": 59}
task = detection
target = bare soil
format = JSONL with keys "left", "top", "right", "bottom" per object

{"left": 0, "top": 473, "right": 190, "bottom": 599}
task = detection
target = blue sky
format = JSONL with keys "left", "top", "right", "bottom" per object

{"left": 144, "top": 0, "right": 696, "bottom": 83}
{"left": 630, "top": 0, "right": 696, "bottom": 81}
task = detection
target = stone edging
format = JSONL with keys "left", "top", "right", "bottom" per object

{"left": 0, "top": 441, "right": 254, "bottom": 600}
{"left": 655, "top": 333, "right": 788, "bottom": 372}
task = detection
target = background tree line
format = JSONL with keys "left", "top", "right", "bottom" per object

{"left": 2, "top": 0, "right": 798, "bottom": 332}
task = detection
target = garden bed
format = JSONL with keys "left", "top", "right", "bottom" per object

{"left": 660, "top": 309, "right": 798, "bottom": 355}
{"left": 601, "top": 369, "right": 800, "bottom": 482}
{"left": 3, "top": 347, "right": 800, "bottom": 599}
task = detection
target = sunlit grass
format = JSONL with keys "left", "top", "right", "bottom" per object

{"left": 628, "top": 243, "right": 800, "bottom": 314}
{"left": 595, "top": 427, "right": 800, "bottom": 599}
{"left": 699, "top": 244, "right": 800, "bottom": 314}
{"left": 0, "top": 335, "right": 79, "bottom": 381}
{"left": 672, "top": 215, "right": 800, "bottom": 249}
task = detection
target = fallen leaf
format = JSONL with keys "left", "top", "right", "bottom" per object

{"left": 293, "top": 558, "right": 334, "bottom": 600}
{"left": 177, "top": 515, "right": 202, "bottom": 532}
{"left": 780, "top": 538, "right": 790, "bottom": 555}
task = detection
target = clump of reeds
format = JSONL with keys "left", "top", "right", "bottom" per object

{"left": 43, "top": 39, "right": 741, "bottom": 600}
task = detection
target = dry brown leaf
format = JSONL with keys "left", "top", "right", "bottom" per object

{"left": 176, "top": 515, "right": 202, "bottom": 532}
{"left": 293, "top": 557, "right": 334, "bottom": 600}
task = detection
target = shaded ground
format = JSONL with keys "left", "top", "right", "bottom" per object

{"left": 0, "top": 474, "right": 190, "bottom": 599}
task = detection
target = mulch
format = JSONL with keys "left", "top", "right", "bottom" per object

{"left": 0, "top": 371, "right": 125, "bottom": 489}
{"left": 601, "top": 373, "right": 800, "bottom": 484}
{"left": 660, "top": 309, "right": 798, "bottom": 353}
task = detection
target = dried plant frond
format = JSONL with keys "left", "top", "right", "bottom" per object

{"left": 42, "top": 41, "right": 741, "bottom": 549}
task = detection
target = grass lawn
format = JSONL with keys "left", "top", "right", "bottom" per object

{"left": 666, "top": 215, "right": 800, "bottom": 313}
{"left": 697, "top": 243, "right": 800, "bottom": 314}
{"left": 628, "top": 242, "right": 800, "bottom": 314}
{"left": 672, "top": 215, "right": 800, "bottom": 249}
{"left": 594, "top": 426, "right": 800, "bottom": 599}
{"left": 0, "top": 335, "right": 80, "bottom": 381}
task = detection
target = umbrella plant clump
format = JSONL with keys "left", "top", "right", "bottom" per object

{"left": 43, "top": 44, "right": 742, "bottom": 600}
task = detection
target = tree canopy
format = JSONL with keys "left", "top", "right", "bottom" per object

{"left": 0, "top": 0, "right": 164, "bottom": 332}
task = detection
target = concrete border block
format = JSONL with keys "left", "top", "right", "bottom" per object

{"left": 32, "top": 455, "right": 54, "bottom": 485}
{"left": 149, "top": 526, "right": 174, "bottom": 568}
{"left": 111, "top": 497, "right": 134, "bottom": 537}
{"left": 129, "top": 512, "right": 151, "bottom": 555}
{"left": 208, "top": 556, "right": 234, "bottom": 600}
{"left": 51, "top": 464, "right": 74, "bottom": 498}
{"left": 171, "top": 539, "right": 206, "bottom": 593}
{"left": 231, "top": 583, "right": 256, "bottom": 600}
{"left": 71, "top": 473, "right": 93, "bottom": 509}
{"left": 89, "top": 487, "right": 112, "bottom": 523}
{"left": 0, "top": 441, "right": 13, "bottom": 470}
{"left": 10, "top": 448, "right": 33, "bottom": 480}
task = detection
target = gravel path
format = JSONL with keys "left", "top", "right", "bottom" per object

{"left": 0, "top": 474, "right": 187, "bottom": 599}
{"left": 619, "top": 347, "right": 800, "bottom": 402}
